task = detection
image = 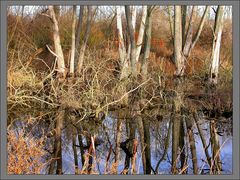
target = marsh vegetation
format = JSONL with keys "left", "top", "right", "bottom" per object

{"left": 7, "top": 5, "right": 232, "bottom": 175}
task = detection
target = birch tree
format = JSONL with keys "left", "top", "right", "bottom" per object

{"left": 174, "top": 5, "right": 210, "bottom": 76}
{"left": 167, "top": 6, "right": 174, "bottom": 43}
{"left": 69, "top": 5, "right": 77, "bottom": 75}
{"left": 118, "top": 6, "right": 148, "bottom": 79}
{"left": 76, "top": 6, "right": 93, "bottom": 75}
{"left": 188, "top": 6, "right": 209, "bottom": 56}
{"left": 75, "top": 6, "right": 84, "bottom": 52}
{"left": 174, "top": 6, "right": 184, "bottom": 76}
{"left": 136, "top": 6, "right": 148, "bottom": 62}
{"left": 115, "top": 118, "right": 122, "bottom": 174}
{"left": 141, "top": 6, "right": 153, "bottom": 78}
{"left": 116, "top": 6, "right": 128, "bottom": 79}
{"left": 209, "top": 6, "right": 225, "bottom": 84}
{"left": 125, "top": 5, "right": 137, "bottom": 76}
{"left": 127, "top": 6, "right": 137, "bottom": 61}
{"left": 48, "top": 6, "right": 66, "bottom": 78}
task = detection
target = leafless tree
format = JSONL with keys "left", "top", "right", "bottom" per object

{"left": 125, "top": 5, "right": 137, "bottom": 77}
{"left": 76, "top": 6, "right": 93, "bottom": 75}
{"left": 48, "top": 5, "right": 66, "bottom": 79}
{"left": 209, "top": 6, "right": 225, "bottom": 84}
{"left": 70, "top": 5, "right": 77, "bottom": 75}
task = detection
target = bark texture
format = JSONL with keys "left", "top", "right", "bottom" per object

{"left": 209, "top": 6, "right": 225, "bottom": 84}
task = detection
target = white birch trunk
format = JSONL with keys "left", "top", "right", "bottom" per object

{"left": 188, "top": 6, "right": 210, "bottom": 57}
{"left": 75, "top": 6, "right": 84, "bottom": 66}
{"left": 70, "top": 5, "right": 77, "bottom": 75}
{"left": 167, "top": 6, "right": 174, "bottom": 42}
{"left": 127, "top": 6, "right": 137, "bottom": 61}
{"left": 141, "top": 7, "right": 152, "bottom": 78}
{"left": 116, "top": 6, "right": 129, "bottom": 79}
{"left": 174, "top": 6, "right": 184, "bottom": 76}
{"left": 132, "top": 6, "right": 137, "bottom": 29}
{"left": 136, "top": 6, "right": 147, "bottom": 62}
{"left": 125, "top": 5, "right": 137, "bottom": 76}
{"left": 76, "top": 6, "right": 92, "bottom": 75}
{"left": 209, "top": 6, "right": 225, "bottom": 84}
{"left": 49, "top": 6, "right": 66, "bottom": 77}
{"left": 182, "top": 6, "right": 196, "bottom": 57}
{"left": 116, "top": 6, "right": 127, "bottom": 65}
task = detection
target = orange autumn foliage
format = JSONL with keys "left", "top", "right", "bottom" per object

{"left": 7, "top": 127, "right": 47, "bottom": 174}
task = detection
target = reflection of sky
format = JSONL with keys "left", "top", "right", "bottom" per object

{"left": 59, "top": 116, "right": 232, "bottom": 174}
{"left": 10, "top": 116, "right": 232, "bottom": 174}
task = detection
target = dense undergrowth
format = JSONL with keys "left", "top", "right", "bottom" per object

{"left": 7, "top": 6, "right": 232, "bottom": 175}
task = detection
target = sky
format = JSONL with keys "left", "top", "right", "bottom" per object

{"left": 8, "top": 5, "right": 232, "bottom": 20}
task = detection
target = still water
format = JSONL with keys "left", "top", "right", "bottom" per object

{"left": 10, "top": 112, "right": 232, "bottom": 175}
{"left": 60, "top": 115, "right": 232, "bottom": 174}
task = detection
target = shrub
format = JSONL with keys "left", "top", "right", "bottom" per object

{"left": 7, "top": 123, "right": 48, "bottom": 174}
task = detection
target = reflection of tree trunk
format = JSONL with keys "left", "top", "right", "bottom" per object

{"left": 123, "top": 79, "right": 139, "bottom": 174}
{"left": 48, "top": 140, "right": 56, "bottom": 174}
{"left": 56, "top": 108, "right": 64, "bottom": 175}
{"left": 123, "top": 121, "right": 136, "bottom": 174}
{"left": 179, "top": 118, "right": 187, "bottom": 174}
{"left": 72, "top": 130, "right": 79, "bottom": 174}
{"left": 171, "top": 77, "right": 186, "bottom": 174}
{"left": 115, "top": 118, "right": 122, "bottom": 174}
{"left": 143, "top": 118, "right": 151, "bottom": 174}
{"left": 123, "top": 137, "right": 131, "bottom": 173}
{"left": 193, "top": 112, "right": 211, "bottom": 168}
{"left": 210, "top": 120, "right": 222, "bottom": 174}
{"left": 77, "top": 126, "right": 85, "bottom": 168}
{"left": 171, "top": 103, "right": 180, "bottom": 174}
{"left": 123, "top": 123, "right": 130, "bottom": 173}
{"left": 137, "top": 117, "right": 146, "bottom": 173}
{"left": 105, "top": 144, "right": 112, "bottom": 173}
{"left": 87, "top": 135, "right": 93, "bottom": 174}
{"left": 129, "top": 121, "right": 136, "bottom": 173}
{"left": 185, "top": 115, "right": 198, "bottom": 174}
{"left": 155, "top": 119, "right": 172, "bottom": 173}
{"left": 49, "top": 107, "right": 65, "bottom": 174}
{"left": 131, "top": 139, "right": 138, "bottom": 174}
